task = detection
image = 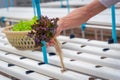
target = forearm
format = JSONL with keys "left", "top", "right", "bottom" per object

{"left": 59, "top": 0, "right": 107, "bottom": 30}
{"left": 86, "top": 0, "right": 107, "bottom": 19}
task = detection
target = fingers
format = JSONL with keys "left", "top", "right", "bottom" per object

{"left": 47, "top": 18, "right": 63, "bottom": 47}
{"left": 55, "top": 26, "right": 62, "bottom": 37}
{"left": 55, "top": 19, "right": 63, "bottom": 37}
{"left": 46, "top": 42, "right": 54, "bottom": 47}
{"left": 46, "top": 38, "right": 54, "bottom": 47}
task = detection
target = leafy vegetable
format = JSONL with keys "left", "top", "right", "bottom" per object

{"left": 28, "top": 16, "right": 59, "bottom": 47}
{"left": 12, "top": 16, "right": 37, "bottom": 31}
{"left": 28, "top": 16, "right": 65, "bottom": 72}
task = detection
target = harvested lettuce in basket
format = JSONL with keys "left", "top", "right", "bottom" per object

{"left": 12, "top": 16, "right": 37, "bottom": 31}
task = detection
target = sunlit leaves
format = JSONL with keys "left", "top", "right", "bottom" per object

{"left": 12, "top": 16, "right": 37, "bottom": 31}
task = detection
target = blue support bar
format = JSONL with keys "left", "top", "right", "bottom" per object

{"left": 60, "top": 0, "right": 64, "bottom": 8}
{"left": 10, "top": 0, "right": 14, "bottom": 7}
{"left": 35, "top": 0, "right": 41, "bottom": 19}
{"left": 34, "top": 0, "right": 48, "bottom": 64}
{"left": 66, "top": 0, "right": 70, "bottom": 13}
{"left": 0, "top": 0, "right": 3, "bottom": 8}
{"left": 32, "top": 0, "right": 36, "bottom": 16}
{"left": 111, "top": 5, "right": 117, "bottom": 43}
{"left": 5, "top": 0, "right": 9, "bottom": 11}
{"left": 81, "top": 23, "right": 86, "bottom": 31}
{"left": 1, "top": 17, "right": 5, "bottom": 23}
{"left": 41, "top": 41, "right": 48, "bottom": 64}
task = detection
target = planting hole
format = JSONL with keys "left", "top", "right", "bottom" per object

{"left": 100, "top": 56, "right": 107, "bottom": 59}
{"left": 8, "top": 64, "right": 15, "bottom": 67}
{"left": 89, "top": 77, "right": 96, "bottom": 80}
{"left": 5, "top": 52, "right": 11, "bottom": 55}
{"left": 103, "top": 48, "right": 110, "bottom": 52}
{"left": 80, "top": 45, "right": 86, "bottom": 48}
{"left": 49, "top": 78, "right": 58, "bottom": 80}
{"left": 70, "top": 59, "right": 76, "bottom": 61}
{"left": 88, "top": 39, "right": 91, "bottom": 41}
{"left": 4, "top": 43, "right": 8, "bottom": 45}
{"left": 62, "top": 42, "right": 67, "bottom": 45}
{"left": 49, "top": 52, "right": 56, "bottom": 56}
{"left": 95, "top": 65, "right": 102, "bottom": 68}
{"left": 26, "top": 70, "right": 34, "bottom": 74}
{"left": 38, "top": 62, "right": 45, "bottom": 65}
{"left": 77, "top": 52, "right": 82, "bottom": 54}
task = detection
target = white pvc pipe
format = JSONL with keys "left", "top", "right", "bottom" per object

{"left": 0, "top": 74, "right": 11, "bottom": 80}
{"left": 95, "top": 29, "right": 98, "bottom": 40}
{"left": 57, "top": 36, "right": 120, "bottom": 50}
{"left": 61, "top": 42, "right": 120, "bottom": 59}
{"left": 0, "top": 43, "right": 120, "bottom": 80}
{"left": 0, "top": 51, "right": 90, "bottom": 80}
{"left": 82, "top": 31, "right": 85, "bottom": 38}
{"left": 0, "top": 60, "right": 51, "bottom": 80}
{"left": 100, "top": 29, "right": 104, "bottom": 41}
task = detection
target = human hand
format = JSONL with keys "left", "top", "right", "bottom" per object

{"left": 47, "top": 19, "right": 63, "bottom": 46}
{"left": 47, "top": 7, "right": 85, "bottom": 47}
{"left": 55, "top": 19, "right": 63, "bottom": 37}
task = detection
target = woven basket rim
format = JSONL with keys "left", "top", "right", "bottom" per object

{"left": 2, "top": 26, "right": 30, "bottom": 34}
{"left": 2, "top": 26, "right": 39, "bottom": 50}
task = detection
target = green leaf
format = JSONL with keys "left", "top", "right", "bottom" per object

{"left": 12, "top": 16, "right": 37, "bottom": 31}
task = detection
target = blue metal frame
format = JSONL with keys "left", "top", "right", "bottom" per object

{"left": 81, "top": 6, "right": 118, "bottom": 43}
{"left": 10, "top": 0, "right": 14, "bottom": 7}
{"left": 0, "top": 0, "right": 4, "bottom": 8}
{"left": 60, "top": 0, "right": 64, "bottom": 8}
{"left": 34, "top": 0, "right": 48, "bottom": 64}
{"left": 35, "top": 0, "right": 41, "bottom": 19}
{"left": 5, "top": 0, "right": 9, "bottom": 11}
{"left": 111, "top": 5, "right": 117, "bottom": 43}
{"left": 32, "top": 0, "right": 36, "bottom": 16}
{"left": 41, "top": 41, "right": 48, "bottom": 64}
{"left": 66, "top": 0, "right": 70, "bottom": 13}
{"left": 0, "top": 17, "right": 5, "bottom": 23}
{"left": 81, "top": 23, "right": 86, "bottom": 31}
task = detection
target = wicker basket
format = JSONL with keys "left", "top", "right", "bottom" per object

{"left": 2, "top": 26, "right": 40, "bottom": 50}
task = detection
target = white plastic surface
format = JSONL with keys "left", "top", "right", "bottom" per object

{"left": 0, "top": 74, "right": 11, "bottom": 80}
{"left": 0, "top": 51, "right": 90, "bottom": 80}
{"left": 58, "top": 36, "right": 120, "bottom": 50}
{"left": 0, "top": 60, "right": 51, "bottom": 80}
{"left": 0, "top": 32, "right": 120, "bottom": 80}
